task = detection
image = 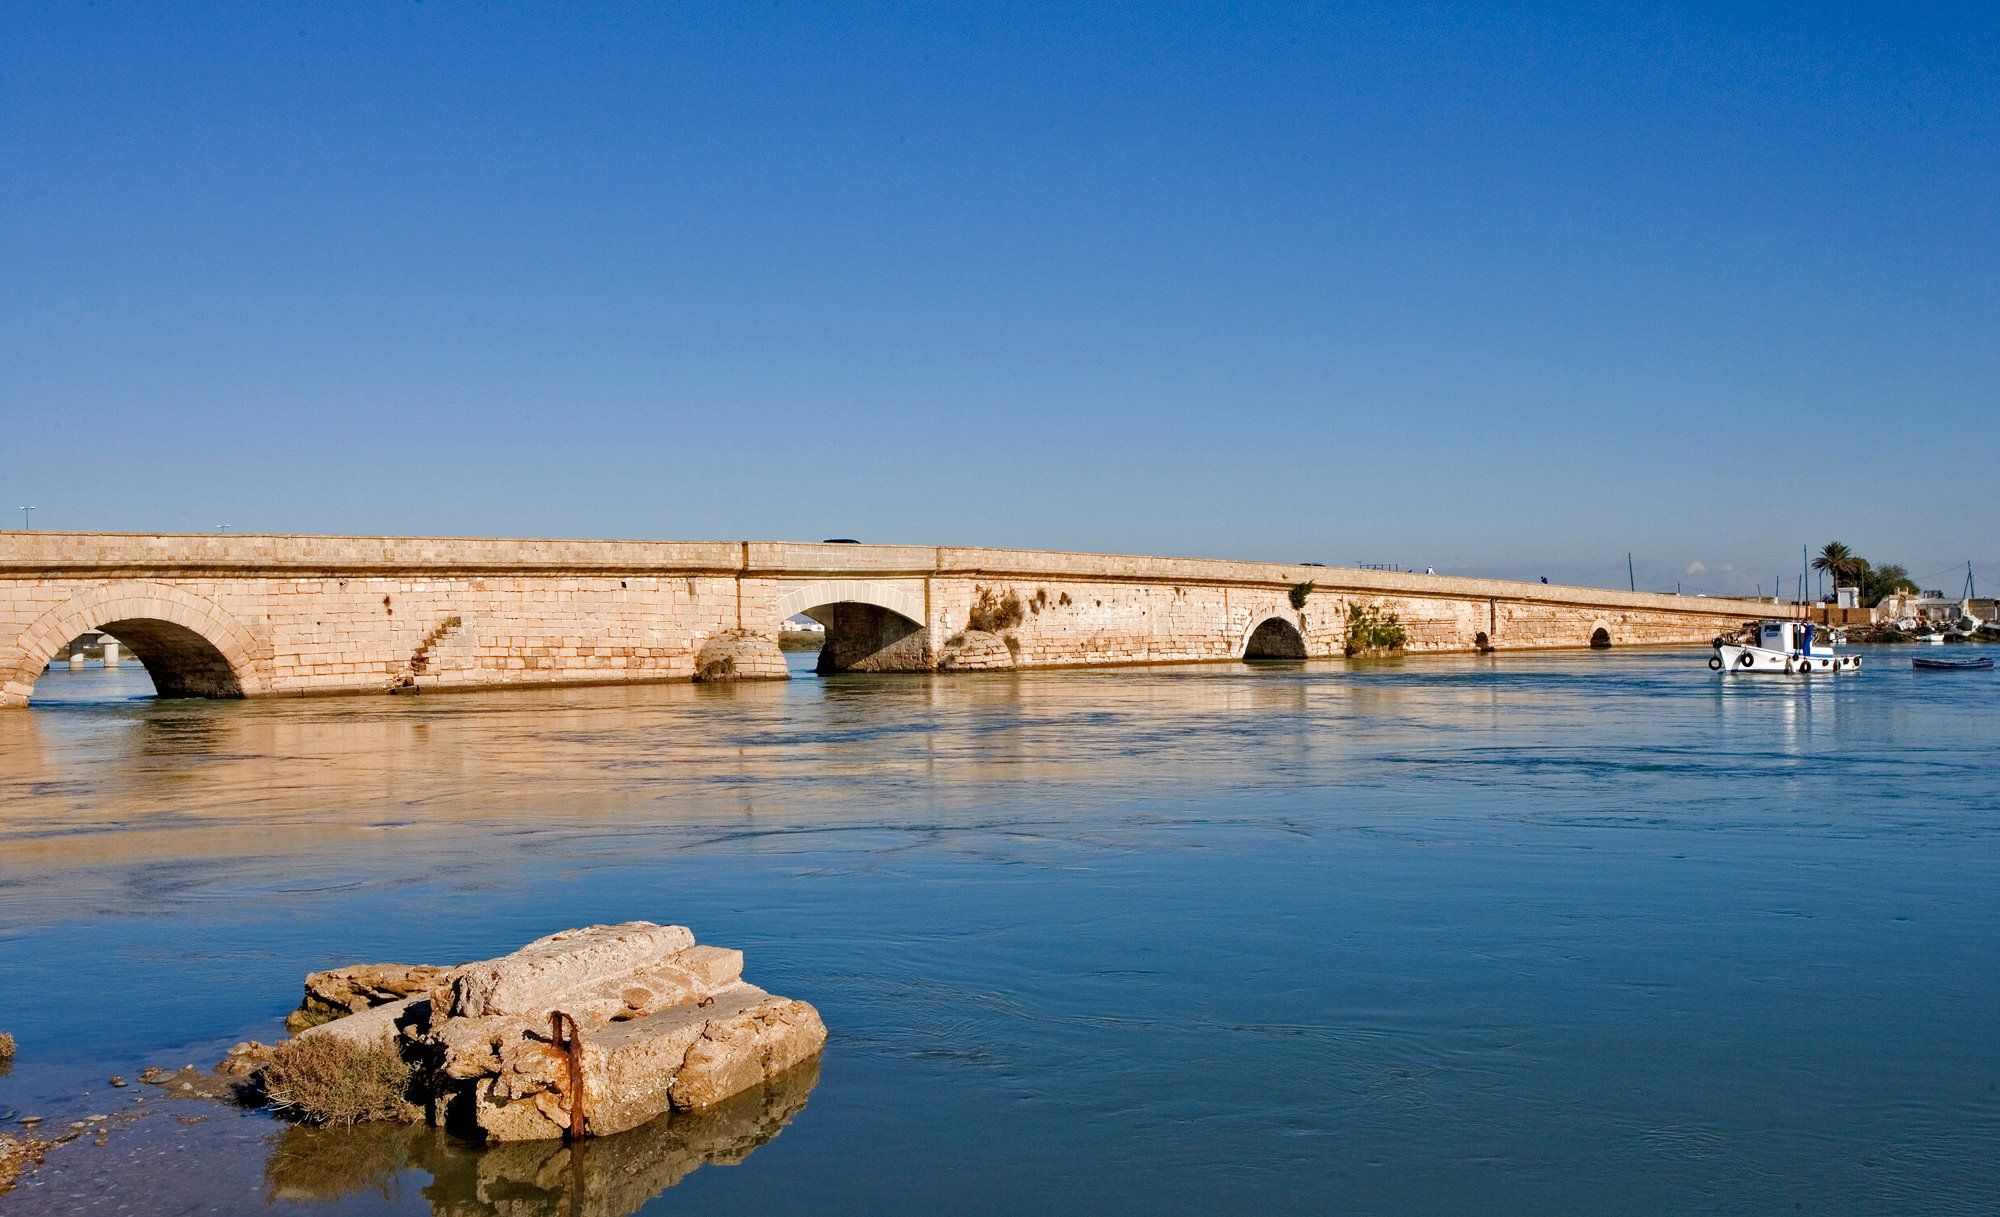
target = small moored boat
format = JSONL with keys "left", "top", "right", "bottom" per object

{"left": 1913, "top": 655, "right": 1993, "bottom": 671}
{"left": 1712, "top": 620, "right": 1861, "bottom": 675}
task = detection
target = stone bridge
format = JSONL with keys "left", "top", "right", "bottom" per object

{"left": 0, "top": 532, "right": 1774, "bottom": 706}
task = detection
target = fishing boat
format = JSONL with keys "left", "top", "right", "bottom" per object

{"left": 1913, "top": 655, "right": 1993, "bottom": 671}
{"left": 1711, "top": 620, "right": 1861, "bottom": 675}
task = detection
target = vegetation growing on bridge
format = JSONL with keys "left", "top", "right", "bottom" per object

{"left": 1289, "top": 581, "right": 1315, "bottom": 611}
{"left": 1343, "top": 603, "right": 1407, "bottom": 657}
{"left": 967, "top": 587, "right": 1025, "bottom": 633}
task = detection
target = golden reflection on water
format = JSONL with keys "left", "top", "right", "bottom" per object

{"left": 0, "top": 661, "right": 1370, "bottom": 871}
{"left": 0, "top": 650, "right": 1885, "bottom": 879}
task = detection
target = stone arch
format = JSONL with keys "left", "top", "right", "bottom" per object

{"left": 772, "top": 579, "right": 930, "bottom": 674}
{"left": 1589, "top": 624, "right": 1613, "bottom": 649}
{"left": 1234, "top": 602, "right": 1302, "bottom": 657}
{"left": 1243, "top": 616, "right": 1307, "bottom": 660}
{"left": 771, "top": 579, "right": 926, "bottom": 626}
{"left": 1, "top": 582, "right": 269, "bottom": 706}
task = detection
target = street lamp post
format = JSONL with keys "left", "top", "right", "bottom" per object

{"left": 17, "top": 506, "right": 32, "bottom": 530}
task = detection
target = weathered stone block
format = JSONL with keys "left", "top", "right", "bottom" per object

{"left": 443, "top": 923, "right": 695, "bottom": 1019}
{"left": 395, "top": 923, "right": 826, "bottom": 1142}
{"left": 692, "top": 631, "right": 788, "bottom": 682}
{"left": 295, "top": 996, "right": 422, "bottom": 1052}
{"left": 668, "top": 994, "right": 827, "bottom": 1112}
{"left": 288, "top": 963, "right": 447, "bottom": 1032}
{"left": 939, "top": 629, "right": 1014, "bottom": 670}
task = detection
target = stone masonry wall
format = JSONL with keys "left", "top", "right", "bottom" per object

{"left": 0, "top": 532, "right": 1773, "bottom": 704}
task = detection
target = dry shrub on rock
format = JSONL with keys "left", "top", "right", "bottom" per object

{"left": 261, "top": 1035, "right": 418, "bottom": 1126}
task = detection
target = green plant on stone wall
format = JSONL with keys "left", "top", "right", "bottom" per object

{"left": 1343, "top": 603, "right": 1407, "bottom": 657}
{"left": 1288, "top": 581, "right": 1315, "bottom": 611}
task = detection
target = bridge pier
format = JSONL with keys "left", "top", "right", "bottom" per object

{"left": 692, "top": 632, "right": 788, "bottom": 683}
{"left": 808, "top": 603, "right": 933, "bottom": 673}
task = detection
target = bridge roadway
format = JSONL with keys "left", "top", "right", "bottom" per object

{"left": 0, "top": 532, "right": 1770, "bottom": 705}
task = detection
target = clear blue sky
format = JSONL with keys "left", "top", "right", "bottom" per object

{"left": 3, "top": 3, "right": 1995, "bottom": 596}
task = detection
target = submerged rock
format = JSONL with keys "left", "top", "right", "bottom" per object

{"left": 138, "top": 1063, "right": 258, "bottom": 1104}
{"left": 1, "top": 1131, "right": 51, "bottom": 1195}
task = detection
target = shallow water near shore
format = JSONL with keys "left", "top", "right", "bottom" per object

{"left": 2, "top": 646, "right": 1997, "bottom": 1215}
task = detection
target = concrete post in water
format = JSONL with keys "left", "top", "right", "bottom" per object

{"left": 68, "top": 639, "right": 87, "bottom": 671}
{"left": 102, "top": 638, "right": 120, "bottom": 667}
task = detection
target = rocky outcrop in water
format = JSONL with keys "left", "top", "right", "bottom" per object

{"left": 277, "top": 923, "right": 825, "bottom": 1143}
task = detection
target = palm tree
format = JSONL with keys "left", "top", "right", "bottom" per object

{"left": 1812, "top": 542, "right": 1862, "bottom": 599}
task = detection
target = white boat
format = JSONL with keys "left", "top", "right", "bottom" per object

{"left": 1711, "top": 620, "right": 1861, "bottom": 674}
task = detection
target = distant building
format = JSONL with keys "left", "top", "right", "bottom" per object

{"left": 1880, "top": 593, "right": 1991, "bottom": 624}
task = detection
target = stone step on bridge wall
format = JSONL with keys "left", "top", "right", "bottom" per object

{"left": 0, "top": 532, "right": 1775, "bottom": 705}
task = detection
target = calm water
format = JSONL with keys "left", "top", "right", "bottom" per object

{"left": 1, "top": 648, "right": 1996, "bottom": 1215}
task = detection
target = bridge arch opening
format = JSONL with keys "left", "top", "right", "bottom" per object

{"left": 1244, "top": 617, "right": 1307, "bottom": 661}
{"left": 16, "top": 618, "right": 248, "bottom": 704}
{"left": 3, "top": 583, "right": 266, "bottom": 708}
{"left": 91, "top": 619, "right": 247, "bottom": 698}
{"left": 798, "top": 602, "right": 929, "bottom": 674}
{"left": 1589, "top": 626, "right": 1612, "bottom": 649}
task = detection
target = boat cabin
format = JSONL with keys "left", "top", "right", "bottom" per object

{"left": 1757, "top": 621, "right": 1832, "bottom": 656}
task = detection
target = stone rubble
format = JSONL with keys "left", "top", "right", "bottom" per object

{"left": 287, "top": 922, "right": 825, "bottom": 1143}
{"left": 286, "top": 963, "right": 449, "bottom": 1033}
